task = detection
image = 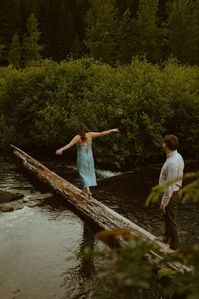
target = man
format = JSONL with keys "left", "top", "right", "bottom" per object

{"left": 159, "top": 134, "right": 184, "bottom": 252}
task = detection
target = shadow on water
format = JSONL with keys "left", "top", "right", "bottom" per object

{"left": 60, "top": 222, "right": 101, "bottom": 299}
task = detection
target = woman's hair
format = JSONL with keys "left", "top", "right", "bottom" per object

{"left": 163, "top": 134, "right": 179, "bottom": 150}
{"left": 76, "top": 123, "right": 90, "bottom": 142}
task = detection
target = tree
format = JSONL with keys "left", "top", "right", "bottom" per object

{"left": 22, "top": 13, "right": 43, "bottom": 65}
{"left": 131, "top": 0, "right": 162, "bottom": 62}
{"left": 166, "top": 0, "right": 199, "bottom": 65}
{"left": 0, "top": 0, "right": 21, "bottom": 45}
{"left": 117, "top": 9, "right": 135, "bottom": 64}
{"left": 0, "top": 40, "right": 6, "bottom": 61}
{"left": 85, "top": 0, "right": 120, "bottom": 65}
{"left": 71, "top": 34, "right": 83, "bottom": 59}
{"left": 115, "top": 0, "right": 139, "bottom": 16}
{"left": 54, "top": 5, "right": 74, "bottom": 61}
{"left": 8, "top": 33, "right": 21, "bottom": 68}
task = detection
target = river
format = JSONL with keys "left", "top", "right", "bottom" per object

{"left": 0, "top": 159, "right": 199, "bottom": 299}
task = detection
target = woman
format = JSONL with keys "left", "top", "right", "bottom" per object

{"left": 56, "top": 124, "right": 119, "bottom": 197}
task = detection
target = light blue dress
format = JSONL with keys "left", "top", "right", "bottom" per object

{"left": 76, "top": 141, "right": 97, "bottom": 187}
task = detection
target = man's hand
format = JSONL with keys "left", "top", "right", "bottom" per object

{"left": 160, "top": 203, "right": 167, "bottom": 214}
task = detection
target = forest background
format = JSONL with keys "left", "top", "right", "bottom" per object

{"left": 0, "top": 0, "right": 199, "bottom": 168}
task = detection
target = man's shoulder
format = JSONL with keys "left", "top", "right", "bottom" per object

{"left": 176, "top": 151, "right": 184, "bottom": 162}
{"left": 169, "top": 152, "right": 184, "bottom": 167}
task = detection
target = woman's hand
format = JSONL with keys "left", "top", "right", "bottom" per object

{"left": 56, "top": 148, "right": 63, "bottom": 155}
{"left": 112, "top": 128, "right": 119, "bottom": 133}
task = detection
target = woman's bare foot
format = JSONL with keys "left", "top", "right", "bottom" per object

{"left": 82, "top": 187, "right": 92, "bottom": 198}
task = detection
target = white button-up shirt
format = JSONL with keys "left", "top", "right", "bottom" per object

{"left": 159, "top": 150, "right": 184, "bottom": 206}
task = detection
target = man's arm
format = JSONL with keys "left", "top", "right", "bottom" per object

{"left": 160, "top": 161, "right": 179, "bottom": 212}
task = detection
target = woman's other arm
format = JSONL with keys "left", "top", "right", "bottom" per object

{"left": 90, "top": 128, "right": 119, "bottom": 139}
{"left": 56, "top": 135, "right": 80, "bottom": 155}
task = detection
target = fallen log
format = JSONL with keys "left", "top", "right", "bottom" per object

{"left": 11, "top": 144, "right": 191, "bottom": 273}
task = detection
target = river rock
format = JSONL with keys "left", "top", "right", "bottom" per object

{"left": 0, "top": 205, "right": 14, "bottom": 213}
{"left": 0, "top": 189, "right": 24, "bottom": 203}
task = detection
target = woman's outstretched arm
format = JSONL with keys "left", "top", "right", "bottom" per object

{"left": 90, "top": 128, "right": 119, "bottom": 139}
{"left": 56, "top": 135, "right": 80, "bottom": 155}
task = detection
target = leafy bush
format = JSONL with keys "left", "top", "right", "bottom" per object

{"left": 80, "top": 227, "right": 199, "bottom": 299}
{"left": 0, "top": 58, "right": 198, "bottom": 167}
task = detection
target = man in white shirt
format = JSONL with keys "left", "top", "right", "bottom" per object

{"left": 159, "top": 134, "right": 184, "bottom": 252}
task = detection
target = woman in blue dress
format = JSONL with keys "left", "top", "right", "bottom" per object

{"left": 56, "top": 124, "right": 119, "bottom": 197}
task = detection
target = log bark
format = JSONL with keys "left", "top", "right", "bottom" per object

{"left": 11, "top": 144, "right": 191, "bottom": 273}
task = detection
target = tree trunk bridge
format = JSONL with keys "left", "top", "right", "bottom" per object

{"left": 11, "top": 144, "right": 191, "bottom": 273}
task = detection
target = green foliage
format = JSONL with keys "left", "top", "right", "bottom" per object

{"left": 0, "top": 114, "right": 16, "bottom": 153}
{"left": 131, "top": 0, "right": 162, "bottom": 62}
{"left": 117, "top": 9, "right": 134, "bottom": 64}
{"left": 0, "top": 0, "right": 199, "bottom": 65}
{"left": 85, "top": 0, "right": 164, "bottom": 65}
{"left": 80, "top": 228, "right": 199, "bottom": 299}
{"left": 0, "top": 57, "right": 198, "bottom": 167}
{"left": 22, "top": 13, "right": 43, "bottom": 66}
{"left": 162, "top": 60, "right": 199, "bottom": 157}
{"left": 169, "top": 244, "right": 199, "bottom": 299}
{"left": 8, "top": 33, "right": 21, "bottom": 68}
{"left": 166, "top": 0, "right": 199, "bottom": 65}
{"left": 0, "top": 40, "right": 6, "bottom": 61}
{"left": 85, "top": 0, "right": 120, "bottom": 65}
{"left": 182, "top": 172, "right": 199, "bottom": 203}
{"left": 80, "top": 229, "right": 161, "bottom": 298}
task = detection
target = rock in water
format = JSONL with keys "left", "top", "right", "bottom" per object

{"left": 0, "top": 189, "right": 24, "bottom": 203}
{"left": 0, "top": 205, "right": 14, "bottom": 212}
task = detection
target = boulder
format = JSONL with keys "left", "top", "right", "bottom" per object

{"left": 0, "top": 205, "right": 14, "bottom": 212}
{"left": 0, "top": 189, "right": 24, "bottom": 204}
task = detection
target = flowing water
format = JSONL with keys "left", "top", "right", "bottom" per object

{"left": 0, "top": 159, "right": 199, "bottom": 299}
{"left": 0, "top": 163, "right": 102, "bottom": 299}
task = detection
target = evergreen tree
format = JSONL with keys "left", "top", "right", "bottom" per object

{"left": 166, "top": 0, "right": 199, "bottom": 65}
{"left": 0, "top": 0, "right": 21, "bottom": 44}
{"left": 8, "top": 33, "right": 21, "bottom": 68}
{"left": 117, "top": 9, "right": 134, "bottom": 64}
{"left": 22, "top": 13, "right": 43, "bottom": 65}
{"left": 115, "top": 0, "right": 139, "bottom": 17}
{"left": 0, "top": 40, "right": 6, "bottom": 61}
{"left": 71, "top": 0, "right": 90, "bottom": 57}
{"left": 131, "top": 0, "right": 162, "bottom": 62}
{"left": 54, "top": 4, "right": 74, "bottom": 61}
{"left": 85, "top": 0, "right": 120, "bottom": 65}
{"left": 46, "top": 1, "right": 69, "bottom": 61}
{"left": 37, "top": 0, "right": 59, "bottom": 59}
{"left": 71, "top": 34, "right": 83, "bottom": 59}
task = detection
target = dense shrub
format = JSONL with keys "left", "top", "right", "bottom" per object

{"left": 0, "top": 58, "right": 198, "bottom": 167}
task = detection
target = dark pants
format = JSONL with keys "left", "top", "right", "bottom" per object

{"left": 163, "top": 191, "right": 180, "bottom": 250}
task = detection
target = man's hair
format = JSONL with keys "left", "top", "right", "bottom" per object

{"left": 163, "top": 134, "right": 179, "bottom": 151}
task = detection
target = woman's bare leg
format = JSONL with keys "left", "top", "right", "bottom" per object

{"left": 86, "top": 187, "right": 92, "bottom": 196}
